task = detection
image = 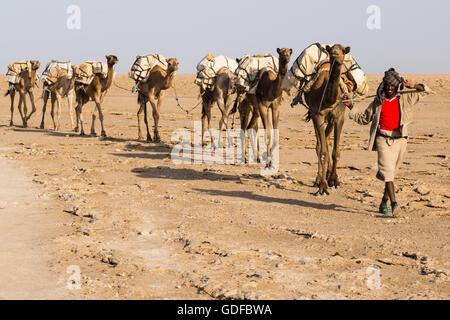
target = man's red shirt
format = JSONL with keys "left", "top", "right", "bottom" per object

{"left": 379, "top": 96, "right": 400, "bottom": 131}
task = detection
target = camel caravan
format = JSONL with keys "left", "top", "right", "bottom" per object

{"left": 3, "top": 43, "right": 371, "bottom": 195}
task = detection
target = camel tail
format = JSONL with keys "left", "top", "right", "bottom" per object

{"left": 4, "top": 90, "right": 10, "bottom": 97}
{"left": 304, "top": 110, "right": 312, "bottom": 122}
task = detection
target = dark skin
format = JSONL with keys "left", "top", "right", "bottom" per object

{"left": 344, "top": 79, "right": 424, "bottom": 205}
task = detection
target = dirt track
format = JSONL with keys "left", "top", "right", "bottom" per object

{"left": 0, "top": 74, "right": 448, "bottom": 299}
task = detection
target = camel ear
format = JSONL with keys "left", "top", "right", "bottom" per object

{"left": 289, "top": 48, "right": 293, "bottom": 55}
{"left": 344, "top": 46, "right": 351, "bottom": 54}
{"left": 236, "top": 58, "right": 241, "bottom": 63}
{"left": 326, "top": 45, "right": 332, "bottom": 53}
{"left": 277, "top": 48, "right": 281, "bottom": 54}
{"left": 105, "top": 55, "right": 110, "bottom": 60}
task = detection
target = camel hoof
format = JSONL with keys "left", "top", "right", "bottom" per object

{"left": 39, "top": 124, "right": 44, "bottom": 129}
{"left": 73, "top": 127, "right": 79, "bottom": 133}
{"left": 91, "top": 132, "right": 97, "bottom": 137}
{"left": 316, "top": 182, "right": 330, "bottom": 196}
{"left": 327, "top": 175, "right": 341, "bottom": 188}
{"left": 9, "top": 121, "right": 13, "bottom": 127}
{"left": 101, "top": 131, "right": 107, "bottom": 138}
{"left": 80, "top": 131, "right": 85, "bottom": 136}
{"left": 146, "top": 136, "right": 153, "bottom": 142}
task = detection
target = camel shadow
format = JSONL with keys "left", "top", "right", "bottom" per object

{"left": 131, "top": 166, "right": 242, "bottom": 182}
{"left": 192, "top": 187, "right": 365, "bottom": 214}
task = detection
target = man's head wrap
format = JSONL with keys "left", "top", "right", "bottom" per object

{"left": 376, "top": 68, "right": 404, "bottom": 103}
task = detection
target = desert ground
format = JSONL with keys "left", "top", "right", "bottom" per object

{"left": 0, "top": 73, "right": 448, "bottom": 299}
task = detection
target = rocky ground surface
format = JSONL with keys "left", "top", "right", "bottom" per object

{"left": 0, "top": 74, "right": 448, "bottom": 299}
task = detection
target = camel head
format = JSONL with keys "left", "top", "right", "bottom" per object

{"left": 326, "top": 44, "right": 350, "bottom": 65}
{"left": 105, "top": 55, "right": 119, "bottom": 66}
{"left": 30, "top": 60, "right": 40, "bottom": 70}
{"left": 166, "top": 58, "right": 179, "bottom": 73}
{"left": 276, "top": 48, "right": 293, "bottom": 65}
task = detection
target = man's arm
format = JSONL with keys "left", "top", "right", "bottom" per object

{"left": 348, "top": 99, "right": 377, "bottom": 125}
{"left": 403, "top": 80, "right": 431, "bottom": 106}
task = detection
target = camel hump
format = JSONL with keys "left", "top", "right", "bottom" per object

{"left": 129, "top": 54, "right": 168, "bottom": 83}
{"left": 233, "top": 54, "right": 279, "bottom": 93}
{"left": 41, "top": 60, "right": 73, "bottom": 85}
{"left": 195, "top": 55, "right": 238, "bottom": 91}
{"left": 5, "top": 60, "right": 34, "bottom": 84}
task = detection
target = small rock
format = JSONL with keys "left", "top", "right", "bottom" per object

{"left": 414, "top": 184, "right": 431, "bottom": 196}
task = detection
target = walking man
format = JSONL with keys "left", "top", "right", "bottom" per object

{"left": 346, "top": 68, "right": 431, "bottom": 216}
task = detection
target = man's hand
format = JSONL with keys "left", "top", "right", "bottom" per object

{"left": 404, "top": 80, "right": 415, "bottom": 89}
{"left": 342, "top": 94, "right": 353, "bottom": 110}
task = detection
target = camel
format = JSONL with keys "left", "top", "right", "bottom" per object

{"left": 5, "top": 60, "right": 40, "bottom": 127}
{"left": 74, "top": 55, "right": 118, "bottom": 137}
{"left": 303, "top": 44, "right": 351, "bottom": 195}
{"left": 201, "top": 67, "right": 234, "bottom": 146}
{"left": 238, "top": 48, "right": 292, "bottom": 167}
{"left": 136, "top": 58, "right": 179, "bottom": 142}
{"left": 40, "top": 65, "right": 78, "bottom": 131}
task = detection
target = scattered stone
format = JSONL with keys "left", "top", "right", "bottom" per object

{"left": 164, "top": 194, "right": 176, "bottom": 200}
{"left": 414, "top": 184, "right": 431, "bottom": 196}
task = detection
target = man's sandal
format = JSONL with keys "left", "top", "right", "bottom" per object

{"left": 379, "top": 201, "right": 392, "bottom": 216}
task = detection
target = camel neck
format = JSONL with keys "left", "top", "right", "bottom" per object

{"left": 324, "top": 59, "right": 343, "bottom": 105}
{"left": 104, "top": 64, "right": 115, "bottom": 91}
{"left": 163, "top": 70, "right": 176, "bottom": 90}
{"left": 274, "top": 58, "right": 288, "bottom": 97}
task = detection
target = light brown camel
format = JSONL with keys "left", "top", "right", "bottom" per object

{"left": 5, "top": 60, "right": 40, "bottom": 127}
{"left": 303, "top": 44, "right": 351, "bottom": 195}
{"left": 40, "top": 65, "right": 78, "bottom": 131}
{"left": 239, "top": 48, "right": 292, "bottom": 167}
{"left": 201, "top": 67, "right": 234, "bottom": 146}
{"left": 74, "top": 55, "right": 118, "bottom": 137}
{"left": 136, "top": 58, "right": 179, "bottom": 142}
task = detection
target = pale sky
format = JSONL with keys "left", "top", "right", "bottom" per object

{"left": 0, "top": 0, "right": 449, "bottom": 74}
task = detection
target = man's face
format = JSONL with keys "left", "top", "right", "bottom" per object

{"left": 384, "top": 83, "right": 397, "bottom": 98}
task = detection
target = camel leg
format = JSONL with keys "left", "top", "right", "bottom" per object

{"left": 26, "top": 92, "right": 37, "bottom": 122}
{"left": 313, "top": 116, "right": 329, "bottom": 195}
{"left": 21, "top": 93, "right": 28, "bottom": 127}
{"left": 75, "top": 102, "right": 85, "bottom": 135}
{"left": 67, "top": 91, "right": 75, "bottom": 130}
{"left": 95, "top": 102, "right": 106, "bottom": 137}
{"left": 54, "top": 93, "right": 62, "bottom": 131}
{"left": 313, "top": 123, "right": 322, "bottom": 187}
{"left": 149, "top": 93, "right": 162, "bottom": 142}
{"left": 40, "top": 90, "right": 49, "bottom": 129}
{"left": 90, "top": 108, "right": 98, "bottom": 136}
{"left": 256, "top": 100, "right": 272, "bottom": 167}
{"left": 143, "top": 102, "right": 152, "bottom": 142}
{"left": 9, "top": 89, "right": 16, "bottom": 126}
{"left": 324, "top": 122, "right": 334, "bottom": 180}
{"left": 216, "top": 93, "right": 228, "bottom": 131}
{"left": 137, "top": 101, "right": 145, "bottom": 141}
{"left": 50, "top": 92, "right": 57, "bottom": 130}
{"left": 328, "top": 116, "right": 344, "bottom": 188}
{"left": 201, "top": 99, "right": 212, "bottom": 147}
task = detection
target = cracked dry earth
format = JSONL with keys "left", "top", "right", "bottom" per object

{"left": 0, "top": 74, "right": 448, "bottom": 299}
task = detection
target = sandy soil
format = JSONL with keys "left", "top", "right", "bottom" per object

{"left": 0, "top": 73, "right": 448, "bottom": 299}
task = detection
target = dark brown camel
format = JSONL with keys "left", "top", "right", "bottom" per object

{"left": 5, "top": 60, "right": 40, "bottom": 127}
{"left": 136, "top": 58, "right": 178, "bottom": 142}
{"left": 304, "top": 44, "right": 351, "bottom": 195}
{"left": 74, "top": 55, "right": 118, "bottom": 137}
